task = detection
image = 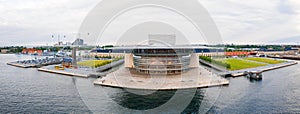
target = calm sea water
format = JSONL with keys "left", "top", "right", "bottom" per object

{"left": 0, "top": 54, "right": 300, "bottom": 113}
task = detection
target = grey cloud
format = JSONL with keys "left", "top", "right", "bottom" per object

{"left": 0, "top": 0, "right": 299, "bottom": 46}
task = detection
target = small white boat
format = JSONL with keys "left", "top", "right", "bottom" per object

{"left": 246, "top": 70, "right": 263, "bottom": 80}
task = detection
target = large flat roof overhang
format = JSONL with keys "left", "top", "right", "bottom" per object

{"left": 111, "top": 45, "right": 218, "bottom": 50}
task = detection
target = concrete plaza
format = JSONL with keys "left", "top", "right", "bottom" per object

{"left": 94, "top": 66, "right": 229, "bottom": 90}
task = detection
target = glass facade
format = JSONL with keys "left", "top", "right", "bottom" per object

{"left": 132, "top": 49, "right": 193, "bottom": 74}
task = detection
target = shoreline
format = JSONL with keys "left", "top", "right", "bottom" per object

{"left": 94, "top": 67, "right": 230, "bottom": 90}
{"left": 7, "top": 62, "right": 34, "bottom": 68}
{"left": 37, "top": 67, "right": 89, "bottom": 78}
{"left": 218, "top": 61, "right": 298, "bottom": 77}
{"left": 6, "top": 55, "right": 298, "bottom": 90}
{"left": 199, "top": 57, "right": 298, "bottom": 77}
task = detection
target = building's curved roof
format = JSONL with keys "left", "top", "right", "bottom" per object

{"left": 111, "top": 45, "right": 219, "bottom": 50}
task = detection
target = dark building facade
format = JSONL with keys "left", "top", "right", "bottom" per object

{"left": 72, "top": 38, "right": 84, "bottom": 46}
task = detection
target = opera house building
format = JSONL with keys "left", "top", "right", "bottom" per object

{"left": 94, "top": 35, "right": 229, "bottom": 90}
{"left": 125, "top": 46, "right": 200, "bottom": 75}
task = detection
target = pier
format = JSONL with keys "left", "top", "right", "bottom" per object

{"left": 219, "top": 61, "right": 298, "bottom": 77}
{"left": 37, "top": 59, "right": 125, "bottom": 78}
{"left": 7, "top": 57, "right": 63, "bottom": 68}
{"left": 37, "top": 67, "right": 89, "bottom": 78}
{"left": 199, "top": 58, "right": 298, "bottom": 77}
{"left": 268, "top": 55, "right": 300, "bottom": 60}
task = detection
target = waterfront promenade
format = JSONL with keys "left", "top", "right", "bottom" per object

{"left": 37, "top": 60, "right": 124, "bottom": 78}
{"left": 7, "top": 57, "right": 62, "bottom": 68}
{"left": 94, "top": 66, "right": 229, "bottom": 90}
{"left": 200, "top": 59, "right": 298, "bottom": 77}
{"left": 222, "top": 61, "right": 298, "bottom": 77}
{"left": 37, "top": 66, "right": 90, "bottom": 78}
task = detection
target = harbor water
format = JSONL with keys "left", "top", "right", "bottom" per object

{"left": 0, "top": 54, "right": 300, "bottom": 113}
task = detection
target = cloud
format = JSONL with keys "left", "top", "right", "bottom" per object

{"left": 277, "top": 0, "right": 295, "bottom": 14}
{"left": 199, "top": 0, "right": 300, "bottom": 44}
{"left": 0, "top": 0, "right": 299, "bottom": 46}
{"left": 0, "top": 0, "right": 101, "bottom": 46}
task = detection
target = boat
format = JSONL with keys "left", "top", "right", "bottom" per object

{"left": 55, "top": 52, "right": 67, "bottom": 57}
{"left": 246, "top": 70, "right": 263, "bottom": 80}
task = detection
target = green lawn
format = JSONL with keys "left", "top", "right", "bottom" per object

{"left": 244, "top": 57, "right": 285, "bottom": 64}
{"left": 77, "top": 60, "right": 111, "bottom": 68}
{"left": 217, "top": 58, "right": 267, "bottom": 71}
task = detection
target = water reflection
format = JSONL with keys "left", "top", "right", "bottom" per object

{"left": 3, "top": 54, "right": 300, "bottom": 113}
{"left": 101, "top": 86, "right": 214, "bottom": 113}
{"left": 109, "top": 89, "right": 176, "bottom": 110}
{"left": 105, "top": 88, "right": 188, "bottom": 112}
{"left": 182, "top": 89, "right": 206, "bottom": 113}
{"left": 248, "top": 78, "right": 263, "bottom": 83}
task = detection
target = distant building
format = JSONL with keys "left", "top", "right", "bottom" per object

{"left": 72, "top": 38, "right": 84, "bottom": 46}
{"left": 58, "top": 41, "right": 63, "bottom": 46}
{"left": 1, "top": 49, "right": 8, "bottom": 54}
{"left": 66, "top": 42, "right": 72, "bottom": 46}
{"left": 225, "top": 51, "right": 251, "bottom": 56}
{"left": 22, "top": 48, "right": 43, "bottom": 55}
{"left": 54, "top": 41, "right": 64, "bottom": 46}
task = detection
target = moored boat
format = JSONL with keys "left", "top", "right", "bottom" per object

{"left": 246, "top": 70, "right": 263, "bottom": 80}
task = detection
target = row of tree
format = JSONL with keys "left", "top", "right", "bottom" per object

{"left": 199, "top": 56, "right": 231, "bottom": 69}
{"left": 0, "top": 46, "right": 25, "bottom": 53}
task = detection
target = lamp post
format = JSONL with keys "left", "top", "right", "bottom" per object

{"left": 52, "top": 34, "right": 66, "bottom": 46}
{"left": 72, "top": 47, "right": 77, "bottom": 66}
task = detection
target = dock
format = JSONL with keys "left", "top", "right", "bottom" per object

{"left": 7, "top": 57, "right": 62, "bottom": 68}
{"left": 37, "top": 67, "right": 89, "bottom": 78}
{"left": 37, "top": 60, "right": 125, "bottom": 78}
{"left": 199, "top": 59, "right": 298, "bottom": 77}
{"left": 219, "top": 61, "right": 298, "bottom": 77}
{"left": 7, "top": 62, "right": 35, "bottom": 68}
{"left": 268, "top": 55, "right": 300, "bottom": 60}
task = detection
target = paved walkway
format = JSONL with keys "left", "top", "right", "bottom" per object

{"left": 37, "top": 60, "right": 125, "bottom": 78}
{"left": 94, "top": 66, "right": 229, "bottom": 90}
{"left": 38, "top": 65, "right": 91, "bottom": 78}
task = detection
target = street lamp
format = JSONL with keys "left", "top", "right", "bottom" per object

{"left": 51, "top": 34, "right": 66, "bottom": 46}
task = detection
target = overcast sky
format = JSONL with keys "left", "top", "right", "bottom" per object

{"left": 0, "top": 0, "right": 300, "bottom": 46}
